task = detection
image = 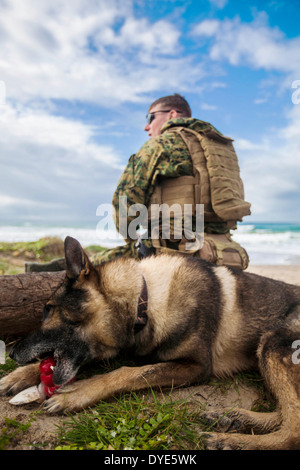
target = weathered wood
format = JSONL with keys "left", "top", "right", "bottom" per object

{"left": 0, "top": 271, "right": 65, "bottom": 339}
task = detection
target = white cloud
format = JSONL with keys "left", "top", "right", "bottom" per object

{"left": 97, "top": 17, "right": 180, "bottom": 56}
{"left": 0, "top": 103, "right": 124, "bottom": 223}
{"left": 191, "top": 13, "right": 300, "bottom": 221}
{"left": 193, "top": 19, "right": 220, "bottom": 37}
{"left": 0, "top": 1, "right": 299, "bottom": 227}
{"left": 235, "top": 104, "right": 300, "bottom": 221}
{"left": 209, "top": 0, "right": 228, "bottom": 9}
{"left": 0, "top": 0, "right": 184, "bottom": 105}
{"left": 0, "top": 103, "right": 122, "bottom": 168}
{"left": 0, "top": 0, "right": 205, "bottom": 224}
{"left": 192, "top": 14, "right": 300, "bottom": 76}
{"left": 0, "top": 194, "right": 67, "bottom": 210}
{"left": 254, "top": 98, "right": 268, "bottom": 105}
{"left": 200, "top": 103, "right": 218, "bottom": 110}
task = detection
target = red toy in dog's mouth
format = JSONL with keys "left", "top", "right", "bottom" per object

{"left": 9, "top": 357, "right": 75, "bottom": 405}
{"left": 39, "top": 357, "right": 75, "bottom": 398}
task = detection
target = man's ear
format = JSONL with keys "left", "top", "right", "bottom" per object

{"left": 169, "top": 109, "right": 179, "bottom": 119}
{"left": 64, "top": 236, "right": 92, "bottom": 280}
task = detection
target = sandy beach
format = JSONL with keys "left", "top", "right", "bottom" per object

{"left": 246, "top": 264, "right": 300, "bottom": 286}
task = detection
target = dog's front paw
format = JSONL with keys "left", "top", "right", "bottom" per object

{"left": 0, "top": 374, "right": 16, "bottom": 396}
{"left": 43, "top": 393, "right": 70, "bottom": 414}
{"left": 43, "top": 381, "right": 91, "bottom": 413}
{"left": 0, "top": 363, "right": 40, "bottom": 396}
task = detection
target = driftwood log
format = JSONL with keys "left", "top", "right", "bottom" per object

{"left": 0, "top": 271, "right": 65, "bottom": 339}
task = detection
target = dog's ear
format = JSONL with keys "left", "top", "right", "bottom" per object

{"left": 64, "top": 236, "right": 92, "bottom": 280}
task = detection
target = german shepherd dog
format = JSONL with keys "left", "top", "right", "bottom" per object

{"left": 1, "top": 236, "right": 300, "bottom": 450}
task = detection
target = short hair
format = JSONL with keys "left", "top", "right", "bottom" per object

{"left": 149, "top": 93, "right": 192, "bottom": 117}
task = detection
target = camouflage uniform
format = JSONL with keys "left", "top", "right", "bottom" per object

{"left": 91, "top": 118, "right": 231, "bottom": 266}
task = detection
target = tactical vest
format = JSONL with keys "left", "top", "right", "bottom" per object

{"left": 149, "top": 126, "right": 251, "bottom": 270}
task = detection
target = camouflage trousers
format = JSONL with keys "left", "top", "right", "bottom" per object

{"left": 90, "top": 238, "right": 193, "bottom": 266}
{"left": 89, "top": 238, "right": 190, "bottom": 265}
{"left": 90, "top": 240, "right": 142, "bottom": 266}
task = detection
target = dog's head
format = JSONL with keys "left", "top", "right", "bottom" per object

{"left": 10, "top": 236, "right": 122, "bottom": 385}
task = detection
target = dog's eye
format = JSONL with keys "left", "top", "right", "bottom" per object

{"left": 42, "top": 304, "right": 53, "bottom": 321}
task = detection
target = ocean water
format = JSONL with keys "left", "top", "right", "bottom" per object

{"left": 234, "top": 223, "right": 300, "bottom": 265}
{"left": 0, "top": 222, "right": 299, "bottom": 266}
{"left": 0, "top": 223, "right": 124, "bottom": 249}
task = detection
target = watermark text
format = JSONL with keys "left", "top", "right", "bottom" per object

{"left": 96, "top": 197, "right": 204, "bottom": 251}
{"left": 292, "top": 80, "right": 300, "bottom": 104}
{"left": 0, "top": 340, "right": 5, "bottom": 364}
{"left": 292, "top": 340, "right": 300, "bottom": 364}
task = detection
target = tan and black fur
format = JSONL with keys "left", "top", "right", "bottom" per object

{"left": 1, "top": 236, "right": 300, "bottom": 450}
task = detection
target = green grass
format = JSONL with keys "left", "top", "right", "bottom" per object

{"left": 54, "top": 371, "right": 273, "bottom": 451}
{"left": 0, "top": 417, "right": 32, "bottom": 450}
{"left": 55, "top": 389, "right": 207, "bottom": 451}
{"left": 53, "top": 370, "right": 271, "bottom": 451}
{"left": 85, "top": 245, "right": 106, "bottom": 254}
{"left": 0, "top": 239, "right": 105, "bottom": 258}
{"left": 0, "top": 237, "right": 106, "bottom": 275}
{"left": 0, "top": 355, "right": 18, "bottom": 378}
{"left": 0, "top": 238, "right": 61, "bottom": 260}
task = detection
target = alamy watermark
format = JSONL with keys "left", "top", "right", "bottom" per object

{"left": 0, "top": 80, "right": 6, "bottom": 106}
{"left": 291, "top": 340, "right": 300, "bottom": 364}
{"left": 291, "top": 80, "right": 300, "bottom": 104}
{"left": 96, "top": 197, "right": 204, "bottom": 251}
{"left": 0, "top": 340, "right": 5, "bottom": 364}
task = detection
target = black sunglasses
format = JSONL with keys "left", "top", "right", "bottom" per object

{"left": 145, "top": 110, "right": 172, "bottom": 125}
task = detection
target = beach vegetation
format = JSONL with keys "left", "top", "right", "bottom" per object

{"left": 0, "top": 237, "right": 105, "bottom": 275}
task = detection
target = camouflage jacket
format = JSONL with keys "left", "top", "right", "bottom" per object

{"left": 112, "top": 118, "right": 229, "bottom": 243}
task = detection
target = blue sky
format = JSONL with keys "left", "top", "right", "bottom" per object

{"left": 0, "top": 0, "right": 299, "bottom": 227}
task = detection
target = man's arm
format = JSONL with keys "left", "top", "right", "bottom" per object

{"left": 112, "top": 134, "right": 192, "bottom": 241}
